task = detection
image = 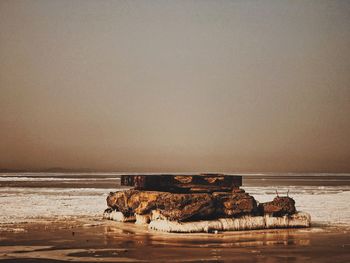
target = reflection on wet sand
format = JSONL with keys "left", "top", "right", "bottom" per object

{"left": 0, "top": 218, "right": 349, "bottom": 262}
{"left": 102, "top": 223, "right": 313, "bottom": 259}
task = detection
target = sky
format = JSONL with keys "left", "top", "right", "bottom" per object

{"left": 0, "top": 0, "right": 349, "bottom": 173}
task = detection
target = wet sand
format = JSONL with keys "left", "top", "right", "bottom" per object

{"left": 1, "top": 217, "right": 349, "bottom": 262}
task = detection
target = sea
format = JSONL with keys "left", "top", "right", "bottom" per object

{"left": 1, "top": 173, "right": 349, "bottom": 226}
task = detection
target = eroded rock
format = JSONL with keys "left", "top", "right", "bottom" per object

{"left": 107, "top": 189, "right": 260, "bottom": 221}
{"left": 107, "top": 190, "right": 216, "bottom": 221}
{"left": 157, "top": 193, "right": 215, "bottom": 221}
{"left": 213, "top": 192, "right": 258, "bottom": 217}
{"left": 258, "top": 196, "right": 296, "bottom": 216}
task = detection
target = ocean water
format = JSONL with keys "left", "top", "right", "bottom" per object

{"left": 0, "top": 173, "right": 349, "bottom": 226}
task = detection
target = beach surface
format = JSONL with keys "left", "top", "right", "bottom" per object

{"left": 1, "top": 173, "right": 350, "bottom": 262}
{"left": 1, "top": 218, "right": 349, "bottom": 262}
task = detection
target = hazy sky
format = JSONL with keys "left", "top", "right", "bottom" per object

{"left": 1, "top": 0, "right": 349, "bottom": 172}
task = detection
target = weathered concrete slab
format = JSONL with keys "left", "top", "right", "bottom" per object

{"left": 120, "top": 173, "right": 242, "bottom": 193}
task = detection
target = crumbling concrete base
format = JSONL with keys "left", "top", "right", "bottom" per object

{"left": 103, "top": 210, "right": 136, "bottom": 222}
{"left": 148, "top": 212, "right": 311, "bottom": 233}
{"left": 135, "top": 214, "right": 151, "bottom": 225}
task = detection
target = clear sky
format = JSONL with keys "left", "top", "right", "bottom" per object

{"left": 1, "top": 0, "right": 349, "bottom": 172}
